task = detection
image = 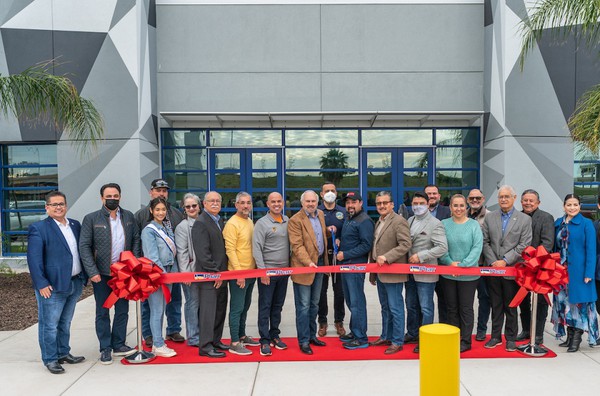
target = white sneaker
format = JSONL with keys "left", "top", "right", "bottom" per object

{"left": 152, "top": 345, "right": 177, "bottom": 358}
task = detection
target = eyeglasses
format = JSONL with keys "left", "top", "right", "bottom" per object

{"left": 47, "top": 202, "right": 66, "bottom": 208}
{"left": 468, "top": 196, "right": 483, "bottom": 201}
{"left": 185, "top": 204, "right": 198, "bottom": 209}
{"left": 375, "top": 201, "right": 392, "bottom": 206}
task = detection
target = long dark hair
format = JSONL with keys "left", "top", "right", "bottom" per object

{"left": 149, "top": 197, "right": 167, "bottom": 215}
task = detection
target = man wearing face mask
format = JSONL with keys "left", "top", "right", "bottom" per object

{"left": 80, "top": 183, "right": 141, "bottom": 364}
{"left": 317, "top": 182, "right": 347, "bottom": 337}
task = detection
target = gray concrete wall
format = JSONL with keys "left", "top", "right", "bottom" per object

{"left": 156, "top": 3, "right": 484, "bottom": 116}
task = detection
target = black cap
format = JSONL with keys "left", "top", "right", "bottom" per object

{"left": 343, "top": 191, "right": 362, "bottom": 202}
{"left": 151, "top": 179, "right": 170, "bottom": 189}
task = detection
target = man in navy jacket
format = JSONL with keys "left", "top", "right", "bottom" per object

{"left": 27, "top": 191, "right": 86, "bottom": 374}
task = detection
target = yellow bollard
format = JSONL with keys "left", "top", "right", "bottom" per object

{"left": 419, "top": 323, "right": 460, "bottom": 396}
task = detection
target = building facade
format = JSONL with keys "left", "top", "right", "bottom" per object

{"left": 0, "top": 0, "right": 596, "bottom": 257}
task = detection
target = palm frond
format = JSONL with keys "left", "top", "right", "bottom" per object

{"left": 568, "top": 83, "right": 600, "bottom": 152}
{"left": 519, "top": 0, "right": 600, "bottom": 70}
{"left": 0, "top": 60, "right": 104, "bottom": 156}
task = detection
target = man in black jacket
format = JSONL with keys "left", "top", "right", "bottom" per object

{"left": 134, "top": 179, "right": 185, "bottom": 346}
{"left": 517, "top": 189, "right": 555, "bottom": 345}
{"left": 80, "top": 183, "right": 141, "bottom": 364}
{"left": 192, "top": 191, "right": 229, "bottom": 358}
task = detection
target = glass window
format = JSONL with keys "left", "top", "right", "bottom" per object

{"left": 436, "top": 147, "right": 479, "bottom": 169}
{"left": 436, "top": 128, "right": 479, "bottom": 146}
{"left": 251, "top": 152, "right": 278, "bottom": 169}
{"left": 362, "top": 129, "right": 433, "bottom": 146}
{"left": 163, "top": 172, "right": 208, "bottom": 191}
{"left": 574, "top": 184, "right": 600, "bottom": 207}
{"left": 404, "top": 152, "right": 429, "bottom": 169}
{"left": 575, "top": 163, "right": 600, "bottom": 183}
{"left": 2, "top": 144, "right": 58, "bottom": 255}
{"left": 286, "top": 171, "right": 359, "bottom": 189}
{"left": 163, "top": 130, "right": 207, "bottom": 147}
{"left": 285, "top": 129, "right": 358, "bottom": 146}
{"left": 366, "top": 152, "right": 392, "bottom": 169}
{"left": 436, "top": 170, "right": 478, "bottom": 188}
{"left": 210, "top": 130, "right": 282, "bottom": 147}
{"left": 286, "top": 148, "right": 358, "bottom": 169}
{"left": 214, "top": 153, "right": 240, "bottom": 170}
{"left": 163, "top": 149, "right": 207, "bottom": 171}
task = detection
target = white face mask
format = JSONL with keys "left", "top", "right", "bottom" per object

{"left": 323, "top": 191, "right": 337, "bottom": 203}
{"left": 412, "top": 204, "right": 428, "bottom": 216}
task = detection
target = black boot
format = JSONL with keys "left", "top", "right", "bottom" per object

{"left": 559, "top": 326, "right": 574, "bottom": 347}
{"left": 567, "top": 329, "right": 584, "bottom": 352}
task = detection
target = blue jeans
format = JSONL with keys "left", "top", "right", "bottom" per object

{"left": 148, "top": 283, "right": 172, "bottom": 348}
{"left": 476, "top": 277, "right": 491, "bottom": 333}
{"left": 376, "top": 279, "right": 405, "bottom": 346}
{"left": 93, "top": 275, "right": 129, "bottom": 352}
{"left": 293, "top": 274, "right": 324, "bottom": 345}
{"left": 142, "top": 282, "right": 182, "bottom": 338}
{"left": 405, "top": 275, "right": 436, "bottom": 338}
{"left": 182, "top": 283, "right": 199, "bottom": 345}
{"left": 341, "top": 273, "right": 368, "bottom": 343}
{"left": 35, "top": 275, "right": 83, "bottom": 364}
{"left": 258, "top": 275, "right": 289, "bottom": 344}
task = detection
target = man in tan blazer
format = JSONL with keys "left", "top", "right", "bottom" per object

{"left": 369, "top": 191, "right": 412, "bottom": 354}
{"left": 289, "top": 190, "right": 330, "bottom": 355}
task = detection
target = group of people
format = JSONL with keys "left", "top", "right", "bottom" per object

{"left": 27, "top": 179, "right": 600, "bottom": 373}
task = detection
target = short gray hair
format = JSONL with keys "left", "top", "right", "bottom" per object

{"left": 203, "top": 191, "right": 222, "bottom": 202}
{"left": 300, "top": 190, "right": 318, "bottom": 203}
{"left": 498, "top": 185, "right": 516, "bottom": 197}
{"left": 181, "top": 193, "right": 201, "bottom": 207}
{"left": 235, "top": 191, "right": 252, "bottom": 203}
{"left": 376, "top": 191, "right": 393, "bottom": 201}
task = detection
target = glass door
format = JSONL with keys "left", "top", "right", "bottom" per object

{"left": 361, "top": 148, "right": 433, "bottom": 218}
{"left": 209, "top": 148, "right": 283, "bottom": 220}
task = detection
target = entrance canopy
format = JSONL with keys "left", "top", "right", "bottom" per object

{"left": 160, "top": 111, "right": 483, "bottom": 129}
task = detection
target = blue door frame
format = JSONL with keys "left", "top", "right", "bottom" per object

{"left": 361, "top": 147, "right": 434, "bottom": 217}
{"left": 209, "top": 148, "right": 283, "bottom": 219}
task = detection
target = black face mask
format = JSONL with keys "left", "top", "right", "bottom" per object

{"left": 104, "top": 199, "right": 120, "bottom": 211}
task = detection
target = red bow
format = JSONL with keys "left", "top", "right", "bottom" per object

{"left": 103, "top": 251, "right": 171, "bottom": 308}
{"left": 509, "top": 246, "right": 569, "bottom": 308}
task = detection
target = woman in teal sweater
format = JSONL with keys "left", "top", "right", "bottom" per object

{"left": 439, "top": 194, "right": 483, "bottom": 352}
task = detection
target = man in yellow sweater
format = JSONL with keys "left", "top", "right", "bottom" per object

{"left": 223, "top": 191, "right": 260, "bottom": 355}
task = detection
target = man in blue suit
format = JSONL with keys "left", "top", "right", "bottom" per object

{"left": 27, "top": 191, "right": 86, "bottom": 374}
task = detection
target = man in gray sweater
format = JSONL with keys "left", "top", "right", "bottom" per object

{"left": 252, "top": 192, "right": 291, "bottom": 356}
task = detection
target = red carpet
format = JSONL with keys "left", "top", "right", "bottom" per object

{"left": 121, "top": 336, "right": 556, "bottom": 365}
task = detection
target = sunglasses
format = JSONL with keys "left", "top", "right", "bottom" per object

{"left": 468, "top": 196, "right": 483, "bottom": 201}
{"left": 185, "top": 204, "right": 198, "bottom": 209}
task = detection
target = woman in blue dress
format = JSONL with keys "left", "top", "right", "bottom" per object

{"left": 552, "top": 194, "right": 599, "bottom": 352}
{"left": 141, "top": 197, "right": 178, "bottom": 358}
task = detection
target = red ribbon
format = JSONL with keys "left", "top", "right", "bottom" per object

{"left": 508, "top": 245, "right": 569, "bottom": 308}
{"left": 103, "top": 251, "right": 172, "bottom": 308}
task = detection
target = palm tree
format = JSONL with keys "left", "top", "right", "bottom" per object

{"left": 0, "top": 61, "right": 104, "bottom": 155}
{"left": 519, "top": 0, "right": 600, "bottom": 152}
{"left": 319, "top": 141, "right": 350, "bottom": 186}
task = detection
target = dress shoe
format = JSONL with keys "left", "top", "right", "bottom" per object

{"left": 412, "top": 345, "right": 420, "bottom": 353}
{"left": 384, "top": 344, "right": 403, "bottom": 354}
{"left": 318, "top": 323, "right": 328, "bottom": 337}
{"left": 475, "top": 331, "right": 486, "bottom": 341}
{"left": 309, "top": 338, "right": 327, "bottom": 347}
{"left": 299, "top": 343, "right": 313, "bottom": 355}
{"left": 516, "top": 331, "right": 530, "bottom": 342}
{"left": 58, "top": 353, "right": 85, "bottom": 364}
{"left": 213, "top": 341, "right": 230, "bottom": 351}
{"left": 144, "top": 336, "right": 153, "bottom": 347}
{"left": 334, "top": 322, "right": 346, "bottom": 337}
{"left": 404, "top": 333, "right": 418, "bottom": 344}
{"left": 534, "top": 336, "right": 544, "bottom": 345}
{"left": 46, "top": 361, "right": 65, "bottom": 374}
{"left": 166, "top": 332, "right": 185, "bottom": 343}
{"left": 199, "top": 349, "right": 226, "bottom": 358}
{"left": 339, "top": 333, "right": 355, "bottom": 342}
{"left": 460, "top": 343, "right": 472, "bottom": 353}
{"left": 369, "top": 338, "right": 391, "bottom": 347}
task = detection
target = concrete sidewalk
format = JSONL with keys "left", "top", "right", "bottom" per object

{"left": 2, "top": 282, "right": 600, "bottom": 396}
